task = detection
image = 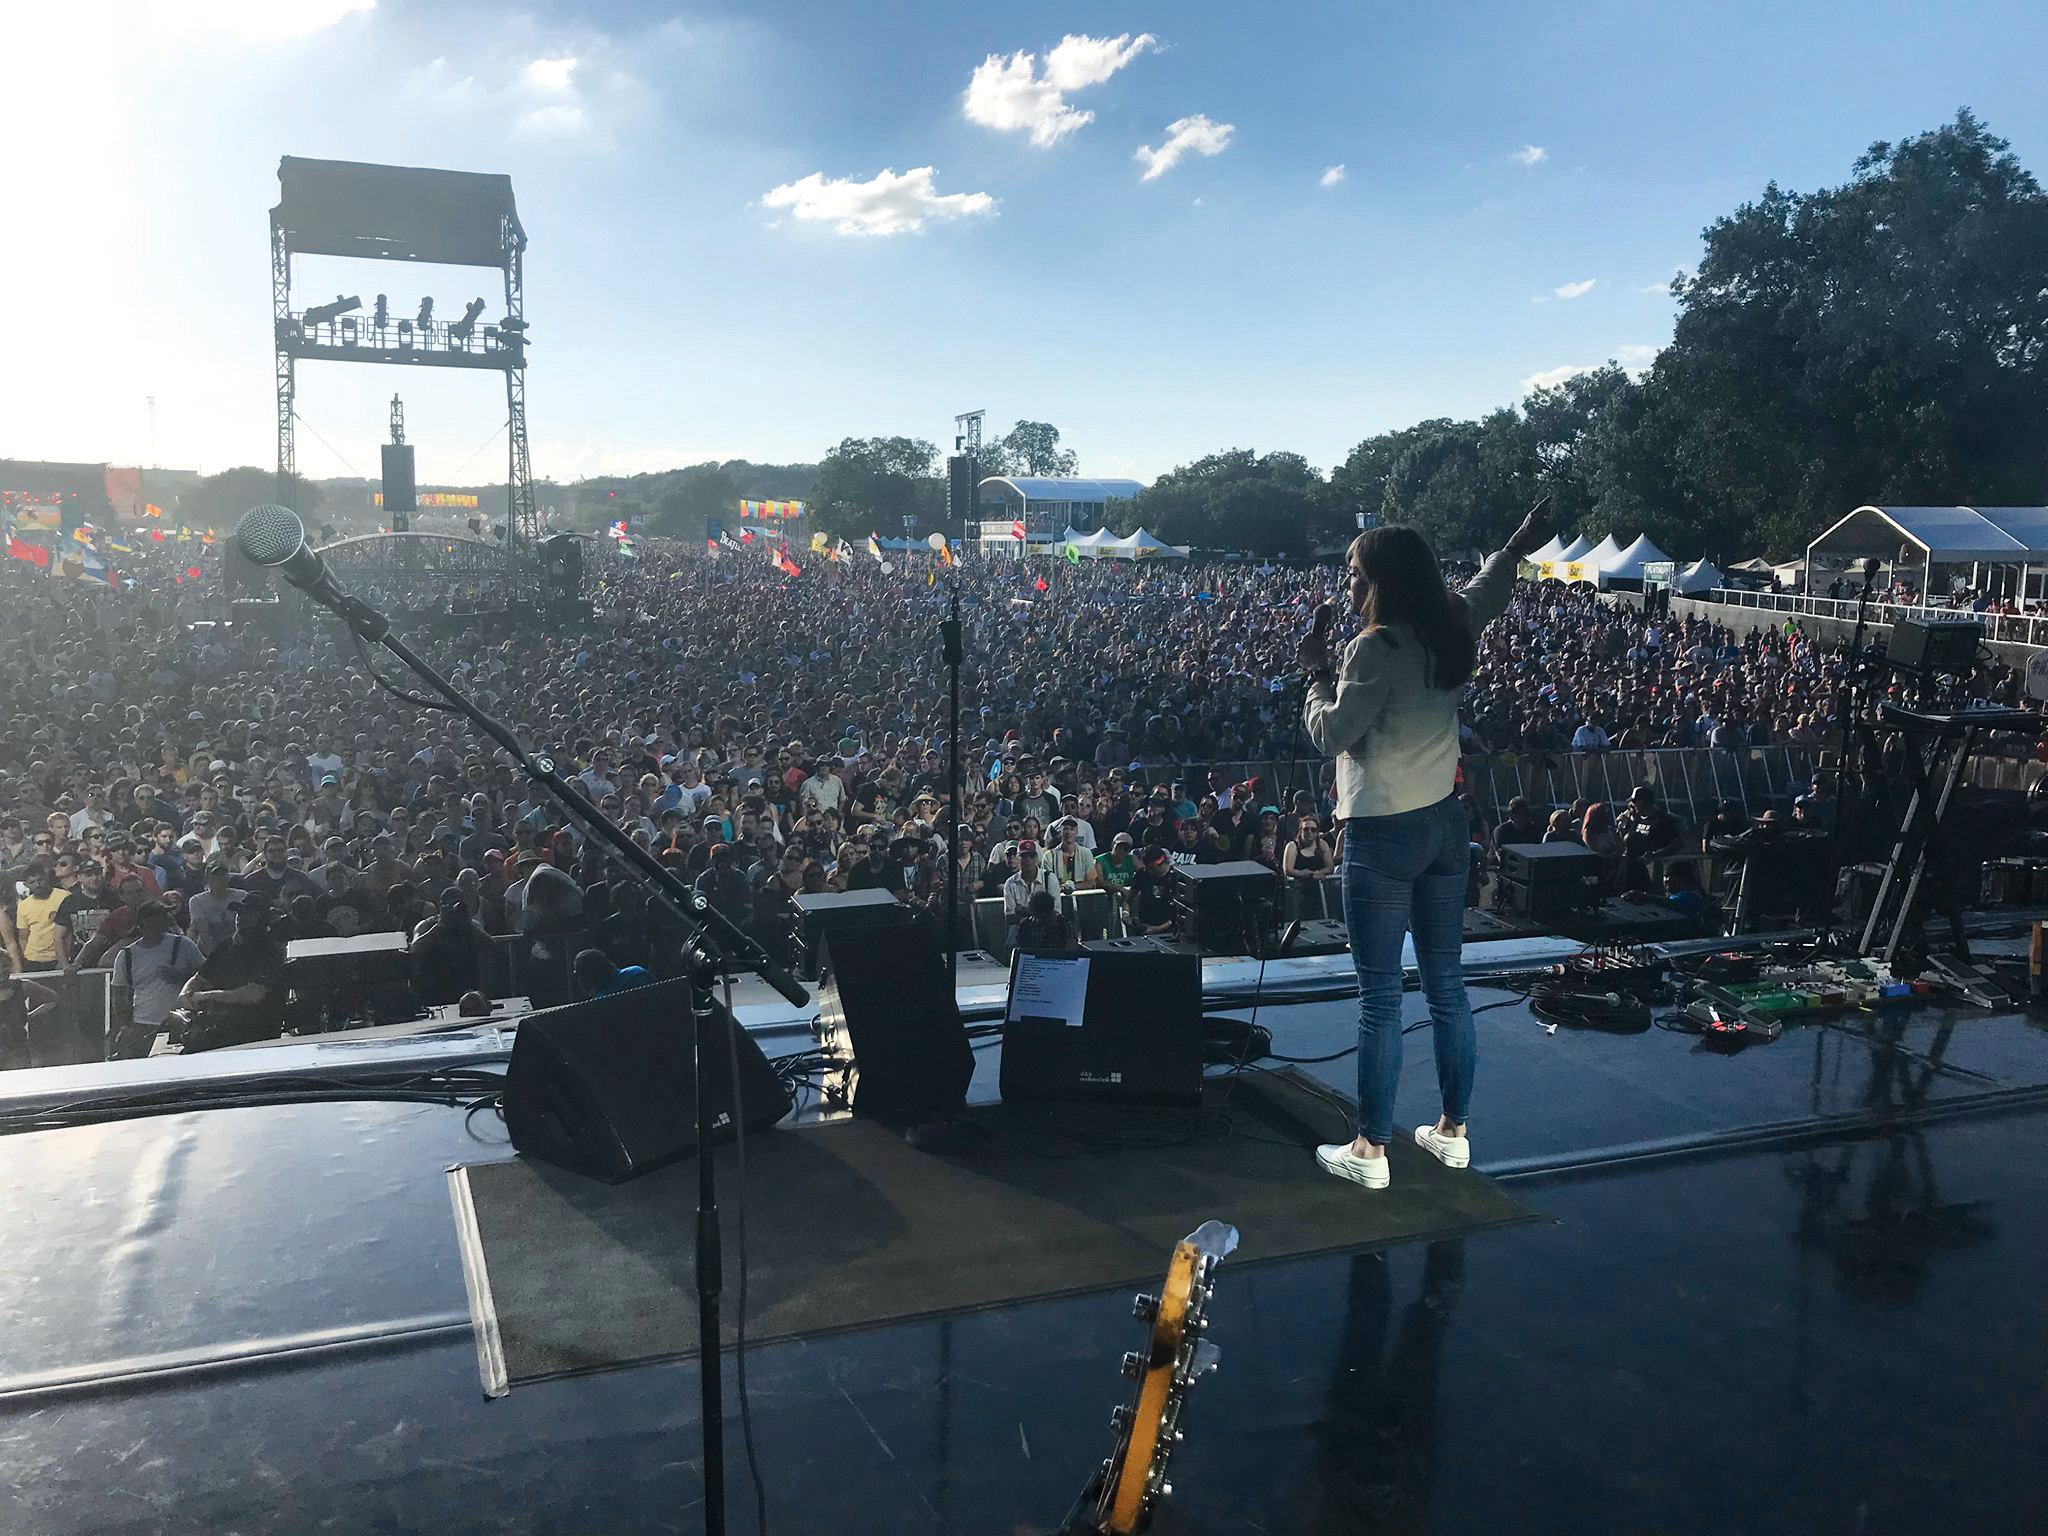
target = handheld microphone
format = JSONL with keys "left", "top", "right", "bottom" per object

{"left": 1308, "top": 601, "right": 1335, "bottom": 645}
{"left": 233, "top": 504, "right": 389, "bottom": 639}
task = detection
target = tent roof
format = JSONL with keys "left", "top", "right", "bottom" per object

{"left": 1615, "top": 532, "right": 1671, "bottom": 566}
{"left": 1527, "top": 532, "right": 1571, "bottom": 564}
{"left": 1675, "top": 559, "right": 1724, "bottom": 593}
{"left": 1807, "top": 505, "right": 2048, "bottom": 565}
{"left": 1579, "top": 534, "right": 1624, "bottom": 568}
{"left": 1555, "top": 534, "right": 1593, "bottom": 561}
{"left": 979, "top": 476, "right": 1145, "bottom": 503}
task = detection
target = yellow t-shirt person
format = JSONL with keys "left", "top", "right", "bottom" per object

{"left": 15, "top": 890, "right": 73, "bottom": 965}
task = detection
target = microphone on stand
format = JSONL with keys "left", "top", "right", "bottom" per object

{"left": 233, "top": 504, "right": 390, "bottom": 638}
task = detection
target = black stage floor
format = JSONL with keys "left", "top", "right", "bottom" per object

{"left": 1, "top": 981, "right": 2046, "bottom": 1533}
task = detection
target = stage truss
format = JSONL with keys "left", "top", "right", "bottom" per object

{"left": 269, "top": 157, "right": 540, "bottom": 553}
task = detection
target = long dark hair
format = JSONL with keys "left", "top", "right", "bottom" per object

{"left": 1351, "top": 526, "right": 1477, "bottom": 690}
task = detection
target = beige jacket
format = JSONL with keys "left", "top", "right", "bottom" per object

{"left": 1304, "top": 551, "right": 1518, "bottom": 819}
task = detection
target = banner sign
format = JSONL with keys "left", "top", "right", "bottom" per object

{"left": 739, "top": 499, "right": 805, "bottom": 520}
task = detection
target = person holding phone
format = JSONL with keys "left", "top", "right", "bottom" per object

{"left": 1299, "top": 499, "right": 1553, "bottom": 1191}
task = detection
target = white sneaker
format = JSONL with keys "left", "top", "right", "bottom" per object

{"left": 1316, "top": 1142, "right": 1391, "bottom": 1190}
{"left": 1414, "top": 1124, "right": 1470, "bottom": 1169}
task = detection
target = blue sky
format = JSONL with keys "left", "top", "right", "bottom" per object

{"left": 6, "top": 0, "right": 2047, "bottom": 486}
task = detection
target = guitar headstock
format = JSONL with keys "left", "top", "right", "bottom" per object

{"left": 1093, "top": 1219, "right": 1239, "bottom": 1534}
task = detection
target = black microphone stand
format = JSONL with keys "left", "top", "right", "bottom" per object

{"left": 942, "top": 581, "right": 963, "bottom": 991}
{"left": 313, "top": 588, "right": 806, "bottom": 1536}
{"left": 1821, "top": 560, "right": 1882, "bottom": 937}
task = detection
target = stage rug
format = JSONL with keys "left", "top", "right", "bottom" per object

{"left": 447, "top": 1069, "right": 1540, "bottom": 1393}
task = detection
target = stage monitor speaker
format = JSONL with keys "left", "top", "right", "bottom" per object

{"left": 792, "top": 887, "right": 913, "bottom": 980}
{"left": 818, "top": 922, "right": 972, "bottom": 1122}
{"left": 1885, "top": 615, "right": 1982, "bottom": 678}
{"left": 380, "top": 443, "right": 417, "bottom": 513}
{"left": 504, "top": 978, "right": 792, "bottom": 1184}
{"left": 1000, "top": 946, "right": 1202, "bottom": 1107}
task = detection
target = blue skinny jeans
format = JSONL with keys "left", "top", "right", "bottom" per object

{"left": 1340, "top": 794, "right": 1476, "bottom": 1145}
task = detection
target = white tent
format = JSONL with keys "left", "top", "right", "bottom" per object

{"left": 1527, "top": 532, "right": 1573, "bottom": 564}
{"left": 1062, "top": 528, "right": 1120, "bottom": 558}
{"left": 1674, "top": 559, "right": 1723, "bottom": 593}
{"left": 1535, "top": 532, "right": 1599, "bottom": 581}
{"left": 1102, "top": 527, "right": 1186, "bottom": 559}
{"left": 1556, "top": 534, "right": 1594, "bottom": 561}
{"left": 1595, "top": 532, "right": 1672, "bottom": 587}
{"left": 1544, "top": 533, "right": 1620, "bottom": 583}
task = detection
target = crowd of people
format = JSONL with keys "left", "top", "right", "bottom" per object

{"left": 0, "top": 524, "right": 2029, "bottom": 1063}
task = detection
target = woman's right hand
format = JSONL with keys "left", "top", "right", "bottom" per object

{"left": 1503, "top": 492, "right": 1555, "bottom": 560}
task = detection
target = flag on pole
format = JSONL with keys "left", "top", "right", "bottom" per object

{"left": 836, "top": 538, "right": 855, "bottom": 564}
{"left": 773, "top": 547, "right": 802, "bottom": 578}
{"left": 937, "top": 540, "right": 954, "bottom": 568}
{"left": 1064, "top": 543, "right": 1081, "bottom": 566}
{"left": 1034, "top": 575, "right": 1049, "bottom": 593}
{"left": 7, "top": 536, "right": 50, "bottom": 568}
{"left": 810, "top": 531, "right": 829, "bottom": 553}
{"left": 706, "top": 537, "right": 719, "bottom": 556}
{"left": 927, "top": 568, "right": 936, "bottom": 588}
{"left": 866, "top": 533, "right": 884, "bottom": 562}
{"left": 1010, "top": 520, "right": 1026, "bottom": 542}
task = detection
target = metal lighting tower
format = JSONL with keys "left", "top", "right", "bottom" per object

{"left": 269, "top": 157, "right": 538, "bottom": 552}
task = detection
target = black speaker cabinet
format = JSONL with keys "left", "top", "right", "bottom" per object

{"left": 792, "top": 887, "right": 912, "bottom": 981}
{"left": 504, "top": 978, "right": 792, "bottom": 1183}
{"left": 818, "top": 922, "right": 972, "bottom": 1121}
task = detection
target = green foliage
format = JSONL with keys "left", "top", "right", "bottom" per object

{"left": 990, "top": 420, "right": 1078, "bottom": 477}
{"left": 808, "top": 436, "right": 943, "bottom": 540}
{"left": 183, "top": 466, "right": 323, "bottom": 528}
{"left": 1328, "top": 111, "right": 2048, "bottom": 562}
{"left": 1127, "top": 449, "right": 1329, "bottom": 555}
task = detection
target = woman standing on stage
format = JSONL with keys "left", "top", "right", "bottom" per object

{"left": 1299, "top": 504, "right": 1553, "bottom": 1189}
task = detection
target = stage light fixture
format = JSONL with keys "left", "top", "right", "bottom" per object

{"left": 416, "top": 297, "right": 435, "bottom": 329}
{"left": 340, "top": 317, "right": 358, "bottom": 344}
{"left": 373, "top": 294, "right": 389, "bottom": 329}
{"left": 449, "top": 297, "right": 487, "bottom": 344}
{"left": 302, "top": 294, "right": 361, "bottom": 328}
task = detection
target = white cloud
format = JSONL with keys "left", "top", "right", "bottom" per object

{"left": 1522, "top": 363, "right": 1592, "bottom": 392}
{"left": 524, "top": 56, "right": 577, "bottom": 91}
{"left": 1319, "top": 164, "right": 1346, "bottom": 188}
{"left": 160, "top": 0, "right": 375, "bottom": 39}
{"left": 1135, "top": 114, "right": 1234, "bottom": 181}
{"left": 1521, "top": 344, "right": 1659, "bottom": 394}
{"left": 963, "top": 32, "right": 1154, "bottom": 147}
{"left": 1511, "top": 144, "right": 1548, "bottom": 166}
{"left": 1043, "top": 32, "right": 1155, "bottom": 90}
{"left": 1639, "top": 266, "right": 1693, "bottom": 294}
{"left": 761, "top": 166, "right": 996, "bottom": 236}
{"left": 520, "top": 103, "right": 589, "bottom": 137}
{"left": 1552, "top": 278, "right": 1596, "bottom": 301}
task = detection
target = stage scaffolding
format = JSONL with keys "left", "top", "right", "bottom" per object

{"left": 268, "top": 157, "right": 540, "bottom": 553}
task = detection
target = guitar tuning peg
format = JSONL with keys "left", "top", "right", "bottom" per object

{"left": 1132, "top": 1293, "right": 1159, "bottom": 1322}
{"left": 1121, "top": 1351, "right": 1146, "bottom": 1379}
{"left": 1109, "top": 1406, "right": 1131, "bottom": 1431}
{"left": 1158, "top": 1482, "right": 1174, "bottom": 1499}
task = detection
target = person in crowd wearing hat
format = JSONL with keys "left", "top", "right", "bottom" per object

{"left": 1001, "top": 839, "right": 1062, "bottom": 949}
{"left": 109, "top": 901, "right": 203, "bottom": 1059}
{"left": 1096, "top": 832, "right": 1139, "bottom": 903}
{"left": 1048, "top": 817, "right": 1098, "bottom": 893}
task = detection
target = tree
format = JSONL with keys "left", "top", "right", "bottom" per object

{"left": 992, "top": 420, "right": 1078, "bottom": 477}
{"left": 182, "top": 467, "right": 323, "bottom": 529}
{"left": 807, "top": 436, "right": 943, "bottom": 540}
{"left": 1130, "top": 449, "right": 1327, "bottom": 555}
{"left": 1643, "top": 109, "right": 2048, "bottom": 556}
{"left": 648, "top": 464, "right": 740, "bottom": 540}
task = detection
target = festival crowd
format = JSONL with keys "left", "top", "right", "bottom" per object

{"left": 0, "top": 530, "right": 2029, "bottom": 1061}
